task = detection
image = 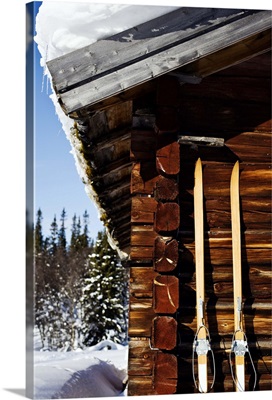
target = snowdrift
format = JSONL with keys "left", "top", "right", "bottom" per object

{"left": 34, "top": 338, "right": 128, "bottom": 398}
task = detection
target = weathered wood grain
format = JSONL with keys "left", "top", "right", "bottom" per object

{"left": 48, "top": 8, "right": 268, "bottom": 91}
{"left": 130, "top": 267, "right": 157, "bottom": 298}
{"left": 153, "top": 352, "right": 178, "bottom": 394}
{"left": 130, "top": 245, "right": 154, "bottom": 261}
{"left": 177, "top": 338, "right": 272, "bottom": 352}
{"left": 131, "top": 225, "right": 157, "bottom": 247}
{"left": 154, "top": 176, "right": 179, "bottom": 201}
{"left": 127, "top": 376, "right": 156, "bottom": 396}
{"left": 128, "top": 337, "right": 154, "bottom": 359}
{"left": 154, "top": 275, "right": 179, "bottom": 314}
{"left": 178, "top": 29, "right": 272, "bottom": 80}
{"left": 130, "top": 130, "right": 157, "bottom": 161}
{"left": 154, "top": 237, "right": 179, "bottom": 272}
{"left": 128, "top": 358, "right": 153, "bottom": 376}
{"left": 179, "top": 316, "right": 272, "bottom": 336}
{"left": 129, "top": 309, "right": 155, "bottom": 337}
{"left": 178, "top": 230, "right": 271, "bottom": 248}
{"left": 156, "top": 142, "right": 180, "bottom": 175}
{"left": 151, "top": 316, "right": 177, "bottom": 350}
{"left": 130, "top": 161, "right": 158, "bottom": 194}
{"left": 155, "top": 202, "right": 180, "bottom": 232}
{"left": 131, "top": 196, "right": 157, "bottom": 224}
{"left": 48, "top": 9, "right": 271, "bottom": 113}
{"left": 179, "top": 246, "right": 272, "bottom": 268}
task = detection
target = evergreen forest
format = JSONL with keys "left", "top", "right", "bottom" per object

{"left": 33, "top": 208, "right": 129, "bottom": 351}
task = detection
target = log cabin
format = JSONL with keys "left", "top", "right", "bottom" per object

{"left": 47, "top": 6, "right": 272, "bottom": 395}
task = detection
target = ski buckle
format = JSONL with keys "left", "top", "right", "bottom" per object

{"left": 231, "top": 339, "right": 248, "bottom": 356}
{"left": 194, "top": 338, "right": 211, "bottom": 356}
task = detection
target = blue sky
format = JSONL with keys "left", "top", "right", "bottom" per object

{"left": 31, "top": 2, "right": 103, "bottom": 242}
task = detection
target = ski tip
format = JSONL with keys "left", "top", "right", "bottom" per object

{"left": 194, "top": 158, "right": 202, "bottom": 179}
{"left": 232, "top": 160, "right": 239, "bottom": 171}
{"left": 195, "top": 158, "right": 202, "bottom": 169}
{"left": 231, "top": 161, "right": 240, "bottom": 182}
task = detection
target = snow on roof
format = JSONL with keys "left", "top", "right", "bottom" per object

{"left": 34, "top": 1, "right": 179, "bottom": 258}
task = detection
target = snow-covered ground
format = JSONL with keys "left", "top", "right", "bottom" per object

{"left": 34, "top": 329, "right": 128, "bottom": 399}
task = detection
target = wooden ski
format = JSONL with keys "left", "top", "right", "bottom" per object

{"left": 230, "top": 161, "right": 246, "bottom": 391}
{"left": 193, "top": 158, "right": 214, "bottom": 393}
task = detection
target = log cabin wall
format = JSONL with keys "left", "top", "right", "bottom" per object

{"left": 127, "top": 52, "right": 271, "bottom": 395}
{"left": 128, "top": 76, "right": 180, "bottom": 395}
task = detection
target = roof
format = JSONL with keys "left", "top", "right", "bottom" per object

{"left": 47, "top": 7, "right": 271, "bottom": 116}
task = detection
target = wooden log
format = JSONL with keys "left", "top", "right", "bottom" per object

{"left": 179, "top": 316, "right": 272, "bottom": 336}
{"left": 154, "top": 175, "right": 179, "bottom": 201}
{"left": 179, "top": 100, "right": 271, "bottom": 138}
{"left": 129, "top": 309, "right": 156, "bottom": 337}
{"left": 156, "top": 106, "right": 179, "bottom": 133}
{"left": 177, "top": 338, "right": 272, "bottom": 353}
{"left": 132, "top": 113, "right": 156, "bottom": 130}
{"left": 130, "top": 267, "right": 157, "bottom": 298}
{"left": 179, "top": 30, "right": 272, "bottom": 81}
{"left": 201, "top": 197, "right": 271, "bottom": 214}
{"left": 179, "top": 246, "right": 272, "bottom": 268}
{"left": 130, "top": 298, "right": 153, "bottom": 312}
{"left": 179, "top": 75, "right": 271, "bottom": 105}
{"left": 131, "top": 162, "right": 158, "bottom": 195}
{"left": 182, "top": 180, "right": 271, "bottom": 200}
{"left": 90, "top": 132, "right": 131, "bottom": 167}
{"left": 179, "top": 162, "right": 271, "bottom": 190}
{"left": 151, "top": 316, "right": 177, "bottom": 350}
{"left": 178, "top": 135, "right": 224, "bottom": 147}
{"left": 154, "top": 275, "right": 179, "bottom": 314}
{"left": 128, "top": 337, "right": 154, "bottom": 360}
{"left": 179, "top": 229, "right": 271, "bottom": 248}
{"left": 217, "top": 374, "right": 272, "bottom": 392}
{"left": 128, "top": 358, "right": 153, "bottom": 376}
{"left": 156, "top": 142, "right": 180, "bottom": 175}
{"left": 131, "top": 196, "right": 157, "bottom": 224}
{"left": 130, "top": 246, "right": 154, "bottom": 261}
{"left": 178, "top": 356, "right": 272, "bottom": 392}
{"left": 127, "top": 376, "right": 156, "bottom": 396}
{"left": 153, "top": 352, "right": 178, "bottom": 394}
{"left": 105, "top": 101, "right": 132, "bottom": 131}
{"left": 219, "top": 357, "right": 272, "bottom": 376}
{"left": 156, "top": 75, "right": 179, "bottom": 107}
{"left": 182, "top": 276, "right": 271, "bottom": 299}
{"left": 226, "top": 131, "right": 271, "bottom": 150}
{"left": 131, "top": 225, "right": 157, "bottom": 247}
{"left": 130, "top": 130, "right": 157, "bottom": 161}
{"left": 154, "top": 237, "right": 179, "bottom": 272}
{"left": 155, "top": 202, "right": 180, "bottom": 233}
{"left": 176, "top": 374, "right": 272, "bottom": 393}
{"left": 178, "top": 303, "right": 271, "bottom": 320}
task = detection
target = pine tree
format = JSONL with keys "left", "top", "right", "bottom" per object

{"left": 49, "top": 215, "right": 58, "bottom": 255}
{"left": 81, "top": 210, "right": 90, "bottom": 248}
{"left": 70, "top": 213, "right": 79, "bottom": 251}
{"left": 34, "top": 208, "right": 43, "bottom": 255}
{"left": 58, "top": 208, "right": 67, "bottom": 250}
{"left": 81, "top": 230, "right": 129, "bottom": 346}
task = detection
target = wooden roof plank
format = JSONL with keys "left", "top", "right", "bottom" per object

{"left": 177, "top": 29, "right": 271, "bottom": 79}
{"left": 49, "top": 9, "right": 271, "bottom": 114}
{"left": 48, "top": 7, "right": 249, "bottom": 91}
